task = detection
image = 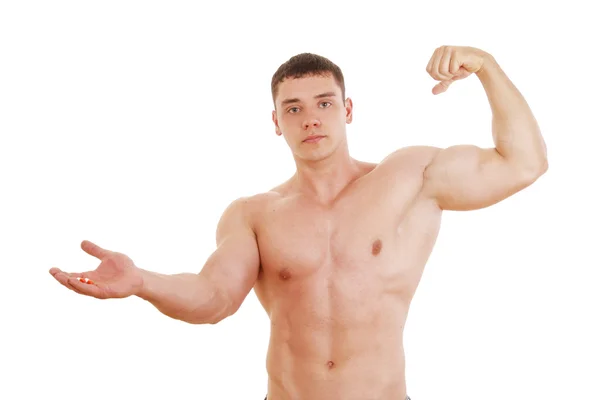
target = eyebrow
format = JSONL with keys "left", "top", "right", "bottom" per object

{"left": 280, "top": 91, "right": 336, "bottom": 106}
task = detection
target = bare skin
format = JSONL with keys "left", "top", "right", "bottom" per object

{"left": 49, "top": 46, "right": 548, "bottom": 400}
{"left": 251, "top": 151, "right": 442, "bottom": 400}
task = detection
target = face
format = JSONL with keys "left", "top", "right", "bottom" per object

{"left": 272, "top": 74, "right": 353, "bottom": 162}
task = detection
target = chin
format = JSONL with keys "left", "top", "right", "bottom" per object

{"left": 297, "top": 149, "right": 333, "bottom": 163}
{"left": 292, "top": 137, "right": 340, "bottom": 162}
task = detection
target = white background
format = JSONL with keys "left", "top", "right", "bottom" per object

{"left": 1, "top": 1, "right": 598, "bottom": 399}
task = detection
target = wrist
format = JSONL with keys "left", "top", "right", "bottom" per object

{"left": 136, "top": 268, "right": 157, "bottom": 300}
{"left": 476, "top": 52, "right": 498, "bottom": 79}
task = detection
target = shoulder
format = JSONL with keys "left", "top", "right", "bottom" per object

{"left": 222, "top": 192, "right": 274, "bottom": 215}
{"left": 374, "top": 145, "right": 442, "bottom": 177}
{"left": 380, "top": 145, "right": 441, "bottom": 167}
{"left": 219, "top": 190, "right": 283, "bottom": 230}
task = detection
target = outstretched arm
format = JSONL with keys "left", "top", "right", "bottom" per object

{"left": 421, "top": 46, "right": 548, "bottom": 211}
{"left": 139, "top": 197, "right": 260, "bottom": 324}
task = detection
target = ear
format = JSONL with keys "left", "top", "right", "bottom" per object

{"left": 272, "top": 110, "right": 282, "bottom": 136}
{"left": 345, "top": 98, "right": 353, "bottom": 123}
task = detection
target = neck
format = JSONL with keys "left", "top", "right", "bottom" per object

{"left": 291, "top": 142, "right": 361, "bottom": 204}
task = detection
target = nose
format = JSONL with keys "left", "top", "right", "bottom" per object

{"left": 303, "top": 118, "right": 321, "bottom": 130}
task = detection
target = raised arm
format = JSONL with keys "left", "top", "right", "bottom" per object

{"left": 139, "top": 197, "right": 261, "bottom": 324}
{"left": 420, "top": 46, "right": 548, "bottom": 211}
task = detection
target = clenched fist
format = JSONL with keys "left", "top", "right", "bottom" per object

{"left": 426, "top": 45, "right": 489, "bottom": 95}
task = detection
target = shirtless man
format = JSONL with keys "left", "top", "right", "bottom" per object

{"left": 49, "top": 45, "right": 548, "bottom": 400}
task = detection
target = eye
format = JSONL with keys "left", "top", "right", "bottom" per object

{"left": 288, "top": 107, "right": 300, "bottom": 114}
{"left": 320, "top": 101, "right": 332, "bottom": 108}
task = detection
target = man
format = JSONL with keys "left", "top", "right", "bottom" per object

{"left": 49, "top": 45, "right": 548, "bottom": 400}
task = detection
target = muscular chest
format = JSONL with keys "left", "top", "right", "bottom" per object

{"left": 257, "top": 203, "right": 382, "bottom": 278}
{"left": 255, "top": 176, "right": 426, "bottom": 282}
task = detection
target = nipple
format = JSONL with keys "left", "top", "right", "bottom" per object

{"left": 371, "top": 239, "right": 382, "bottom": 256}
{"left": 279, "top": 268, "right": 291, "bottom": 280}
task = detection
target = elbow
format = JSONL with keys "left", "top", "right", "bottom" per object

{"left": 207, "top": 294, "right": 234, "bottom": 325}
{"left": 539, "top": 157, "right": 549, "bottom": 176}
{"left": 516, "top": 154, "right": 548, "bottom": 184}
{"left": 189, "top": 307, "right": 230, "bottom": 325}
{"left": 529, "top": 156, "right": 549, "bottom": 180}
{"left": 189, "top": 286, "right": 234, "bottom": 325}
{"left": 203, "top": 313, "right": 228, "bottom": 325}
{"left": 532, "top": 140, "right": 549, "bottom": 177}
{"left": 519, "top": 166, "right": 547, "bottom": 188}
{"left": 207, "top": 300, "right": 234, "bottom": 325}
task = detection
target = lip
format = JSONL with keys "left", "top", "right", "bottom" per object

{"left": 303, "top": 135, "right": 325, "bottom": 143}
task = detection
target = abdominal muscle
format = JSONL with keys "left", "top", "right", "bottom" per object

{"left": 252, "top": 166, "right": 441, "bottom": 399}
{"left": 261, "top": 279, "right": 411, "bottom": 400}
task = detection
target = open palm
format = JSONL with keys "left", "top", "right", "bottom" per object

{"left": 50, "top": 240, "right": 143, "bottom": 299}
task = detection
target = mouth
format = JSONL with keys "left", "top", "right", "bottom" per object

{"left": 303, "top": 135, "right": 325, "bottom": 143}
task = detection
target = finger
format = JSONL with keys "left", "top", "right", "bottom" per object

{"left": 65, "top": 278, "right": 88, "bottom": 296}
{"left": 66, "top": 276, "right": 108, "bottom": 299}
{"left": 447, "top": 67, "right": 472, "bottom": 82}
{"left": 50, "top": 268, "right": 99, "bottom": 295}
{"left": 51, "top": 269, "right": 85, "bottom": 293}
{"left": 438, "top": 47, "right": 453, "bottom": 80}
{"left": 425, "top": 48, "right": 439, "bottom": 78}
{"left": 81, "top": 240, "right": 112, "bottom": 260}
{"left": 49, "top": 267, "right": 85, "bottom": 279}
{"left": 50, "top": 268, "right": 87, "bottom": 287}
{"left": 425, "top": 52, "right": 435, "bottom": 74}
{"left": 449, "top": 55, "right": 461, "bottom": 76}
{"left": 426, "top": 46, "right": 443, "bottom": 75}
{"left": 431, "top": 47, "right": 445, "bottom": 80}
{"left": 50, "top": 267, "right": 103, "bottom": 285}
{"left": 432, "top": 80, "right": 452, "bottom": 95}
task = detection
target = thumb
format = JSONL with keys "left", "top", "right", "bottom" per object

{"left": 432, "top": 80, "right": 452, "bottom": 95}
{"left": 81, "top": 240, "right": 112, "bottom": 260}
{"left": 432, "top": 70, "right": 469, "bottom": 95}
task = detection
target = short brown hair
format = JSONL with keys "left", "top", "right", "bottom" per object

{"left": 271, "top": 52, "right": 346, "bottom": 107}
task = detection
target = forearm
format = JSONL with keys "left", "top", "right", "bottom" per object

{"left": 476, "top": 54, "right": 548, "bottom": 173}
{"left": 137, "top": 270, "right": 230, "bottom": 324}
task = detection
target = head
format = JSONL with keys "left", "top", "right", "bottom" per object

{"left": 271, "top": 53, "right": 353, "bottom": 163}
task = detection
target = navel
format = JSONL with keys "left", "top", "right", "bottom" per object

{"left": 278, "top": 268, "right": 292, "bottom": 281}
{"left": 371, "top": 239, "right": 383, "bottom": 256}
{"left": 326, "top": 360, "right": 335, "bottom": 369}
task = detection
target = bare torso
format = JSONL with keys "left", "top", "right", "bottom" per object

{"left": 249, "top": 149, "right": 442, "bottom": 400}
